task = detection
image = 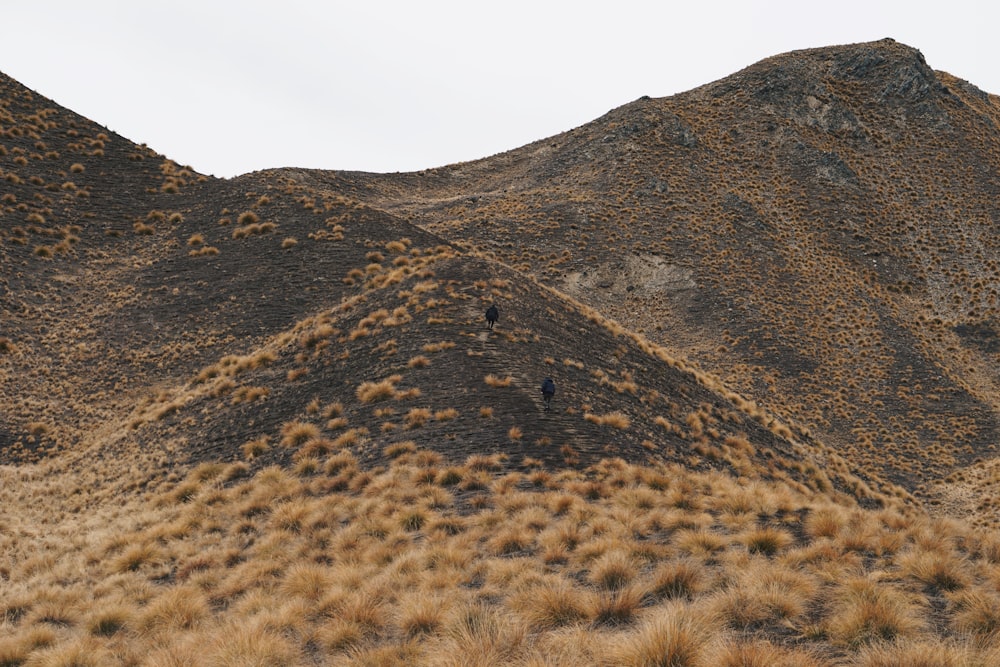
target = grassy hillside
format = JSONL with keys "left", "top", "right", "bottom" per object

{"left": 3, "top": 38, "right": 1000, "bottom": 665}
{"left": 323, "top": 39, "right": 1000, "bottom": 508}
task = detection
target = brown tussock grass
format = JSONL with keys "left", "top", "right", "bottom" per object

{"left": 706, "top": 639, "right": 830, "bottom": 667}
{"left": 280, "top": 421, "right": 320, "bottom": 448}
{"left": 583, "top": 411, "right": 631, "bottom": 429}
{"left": 138, "top": 586, "right": 210, "bottom": 634}
{"left": 9, "top": 417, "right": 1000, "bottom": 666}
{"left": 826, "top": 576, "right": 926, "bottom": 647}
{"left": 899, "top": 546, "right": 971, "bottom": 592}
{"left": 609, "top": 603, "right": 716, "bottom": 666}
{"left": 511, "top": 577, "right": 595, "bottom": 629}
{"left": 356, "top": 374, "right": 404, "bottom": 402}
{"left": 484, "top": 374, "right": 513, "bottom": 387}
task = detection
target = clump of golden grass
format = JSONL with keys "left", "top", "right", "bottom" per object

{"left": 484, "top": 374, "right": 512, "bottom": 387}
{"left": 899, "top": 545, "right": 970, "bottom": 591}
{"left": 242, "top": 436, "right": 269, "bottom": 459}
{"left": 280, "top": 421, "right": 320, "bottom": 448}
{"left": 583, "top": 411, "right": 631, "bottom": 428}
{"left": 356, "top": 374, "right": 404, "bottom": 402}
{"left": 609, "top": 603, "right": 716, "bottom": 666}
{"left": 826, "top": 576, "right": 925, "bottom": 647}
{"left": 189, "top": 245, "right": 219, "bottom": 256}
{"left": 404, "top": 408, "right": 432, "bottom": 429}
{"left": 6, "top": 426, "right": 1000, "bottom": 666}
{"left": 511, "top": 577, "right": 594, "bottom": 629}
{"left": 740, "top": 525, "right": 795, "bottom": 556}
{"left": 408, "top": 354, "right": 431, "bottom": 368}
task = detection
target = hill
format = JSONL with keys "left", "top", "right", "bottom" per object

{"left": 3, "top": 38, "right": 1000, "bottom": 665}
{"left": 321, "top": 38, "right": 1000, "bottom": 512}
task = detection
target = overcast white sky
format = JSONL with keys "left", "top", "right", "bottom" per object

{"left": 1, "top": 1, "right": 996, "bottom": 178}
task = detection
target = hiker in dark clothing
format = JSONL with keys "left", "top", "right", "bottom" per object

{"left": 485, "top": 304, "right": 499, "bottom": 330}
{"left": 540, "top": 377, "right": 555, "bottom": 410}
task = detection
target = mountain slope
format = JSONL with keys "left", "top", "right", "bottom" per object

{"left": 6, "top": 38, "right": 1000, "bottom": 666}
{"left": 314, "top": 38, "right": 1000, "bottom": 500}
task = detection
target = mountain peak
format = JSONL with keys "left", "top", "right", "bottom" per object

{"left": 697, "top": 38, "right": 949, "bottom": 110}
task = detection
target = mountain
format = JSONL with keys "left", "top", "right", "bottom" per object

{"left": 319, "top": 37, "right": 1000, "bottom": 510}
{"left": 3, "top": 38, "right": 1000, "bottom": 665}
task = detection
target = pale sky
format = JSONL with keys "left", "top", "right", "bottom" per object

{"left": 1, "top": 1, "right": 996, "bottom": 178}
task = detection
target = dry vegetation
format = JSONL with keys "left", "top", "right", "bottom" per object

{"left": 5, "top": 444, "right": 1000, "bottom": 666}
{"left": 3, "top": 38, "right": 1000, "bottom": 666}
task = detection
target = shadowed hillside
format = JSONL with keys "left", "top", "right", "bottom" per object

{"left": 4, "top": 38, "right": 1000, "bottom": 665}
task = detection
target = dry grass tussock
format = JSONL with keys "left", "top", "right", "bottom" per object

{"left": 4, "top": 446, "right": 1000, "bottom": 666}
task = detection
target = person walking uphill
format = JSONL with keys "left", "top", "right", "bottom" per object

{"left": 540, "top": 377, "right": 555, "bottom": 410}
{"left": 485, "top": 304, "right": 499, "bottom": 330}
